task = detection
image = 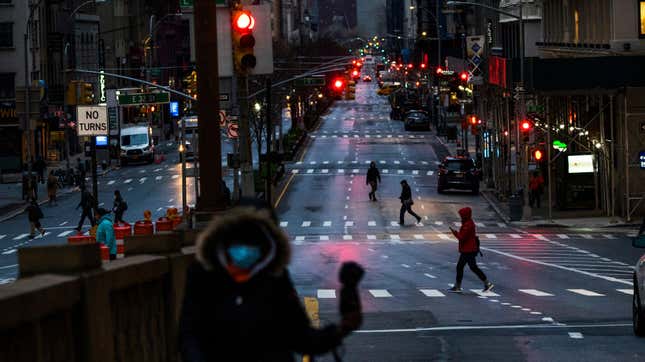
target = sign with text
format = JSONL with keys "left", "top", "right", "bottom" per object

{"left": 76, "top": 106, "right": 108, "bottom": 136}
{"left": 117, "top": 92, "right": 170, "bottom": 106}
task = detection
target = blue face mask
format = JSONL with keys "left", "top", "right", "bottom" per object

{"left": 227, "top": 244, "right": 262, "bottom": 269}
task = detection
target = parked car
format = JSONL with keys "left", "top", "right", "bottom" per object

{"left": 437, "top": 157, "right": 480, "bottom": 194}
{"left": 633, "top": 230, "right": 645, "bottom": 336}
{"left": 403, "top": 110, "right": 430, "bottom": 131}
{"left": 377, "top": 82, "right": 400, "bottom": 96}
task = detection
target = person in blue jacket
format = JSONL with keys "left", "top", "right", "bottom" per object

{"left": 95, "top": 208, "right": 116, "bottom": 260}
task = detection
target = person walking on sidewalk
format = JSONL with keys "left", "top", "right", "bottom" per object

{"left": 76, "top": 186, "right": 96, "bottom": 231}
{"left": 34, "top": 156, "right": 46, "bottom": 184}
{"left": 529, "top": 171, "right": 545, "bottom": 208}
{"left": 47, "top": 171, "right": 58, "bottom": 206}
{"left": 26, "top": 197, "right": 45, "bottom": 239}
{"left": 448, "top": 207, "right": 493, "bottom": 293}
{"left": 95, "top": 208, "right": 116, "bottom": 260}
{"left": 399, "top": 180, "right": 422, "bottom": 225}
{"left": 112, "top": 190, "right": 127, "bottom": 224}
{"left": 366, "top": 161, "right": 382, "bottom": 201}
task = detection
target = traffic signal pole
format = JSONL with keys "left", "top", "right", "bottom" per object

{"left": 238, "top": 75, "right": 255, "bottom": 198}
{"left": 194, "top": 0, "right": 225, "bottom": 210}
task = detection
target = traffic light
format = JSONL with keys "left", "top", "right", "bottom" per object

{"left": 520, "top": 119, "right": 532, "bottom": 142}
{"left": 80, "top": 82, "right": 94, "bottom": 104}
{"left": 346, "top": 80, "right": 356, "bottom": 100}
{"left": 351, "top": 69, "right": 360, "bottom": 79}
{"left": 66, "top": 81, "right": 78, "bottom": 105}
{"left": 407, "top": 63, "right": 414, "bottom": 69}
{"left": 436, "top": 67, "right": 443, "bottom": 74}
{"left": 533, "top": 148, "right": 544, "bottom": 162}
{"left": 459, "top": 71, "right": 469, "bottom": 82}
{"left": 420, "top": 63, "right": 427, "bottom": 70}
{"left": 232, "top": 8, "right": 257, "bottom": 74}
{"left": 469, "top": 115, "right": 478, "bottom": 126}
{"left": 332, "top": 78, "right": 345, "bottom": 91}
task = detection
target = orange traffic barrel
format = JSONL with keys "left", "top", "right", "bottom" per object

{"left": 156, "top": 217, "right": 173, "bottom": 232}
{"left": 67, "top": 234, "right": 95, "bottom": 245}
{"left": 100, "top": 244, "right": 110, "bottom": 261}
{"left": 113, "top": 222, "right": 132, "bottom": 239}
{"left": 134, "top": 220, "right": 154, "bottom": 235}
{"left": 171, "top": 217, "right": 182, "bottom": 229}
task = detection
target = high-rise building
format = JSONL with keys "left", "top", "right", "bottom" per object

{"left": 356, "top": 0, "right": 387, "bottom": 39}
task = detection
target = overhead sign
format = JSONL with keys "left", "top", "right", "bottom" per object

{"left": 170, "top": 101, "right": 179, "bottom": 117}
{"left": 117, "top": 92, "right": 170, "bottom": 106}
{"left": 568, "top": 154, "right": 594, "bottom": 174}
{"left": 227, "top": 122, "right": 239, "bottom": 139}
{"left": 76, "top": 106, "right": 108, "bottom": 136}
{"left": 295, "top": 77, "right": 326, "bottom": 87}
{"left": 640, "top": 151, "right": 645, "bottom": 169}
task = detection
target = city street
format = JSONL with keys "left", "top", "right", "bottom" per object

{"left": 0, "top": 74, "right": 643, "bottom": 361}
{"left": 276, "top": 80, "right": 644, "bottom": 360}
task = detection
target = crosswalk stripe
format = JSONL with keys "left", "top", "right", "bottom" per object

{"left": 580, "top": 234, "right": 593, "bottom": 239}
{"left": 57, "top": 230, "right": 74, "bottom": 237}
{"left": 453, "top": 222, "right": 461, "bottom": 227}
{"left": 323, "top": 221, "right": 332, "bottom": 227}
{"left": 470, "top": 289, "right": 500, "bottom": 297}
{"left": 321, "top": 169, "right": 329, "bottom": 174}
{"left": 438, "top": 234, "right": 451, "bottom": 240}
{"left": 484, "top": 234, "right": 497, "bottom": 239}
{"left": 420, "top": 289, "right": 445, "bottom": 297}
{"left": 317, "top": 289, "right": 336, "bottom": 299}
{"left": 2, "top": 249, "right": 16, "bottom": 255}
{"left": 124, "top": 179, "right": 132, "bottom": 184}
{"left": 382, "top": 169, "right": 389, "bottom": 173}
{"left": 510, "top": 234, "right": 522, "bottom": 238}
{"left": 155, "top": 176, "right": 163, "bottom": 181}
{"left": 390, "top": 221, "right": 399, "bottom": 226}
{"left": 291, "top": 169, "right": 299, "bottom": 174}
{"left": 434, "top": 221, "right": 443, "bottom": 225}
{"left": 107, "top": 180, "right": 115, "bottom": 185}
{"left": 412, "top": 170, "right": 419, "bottom": 175}
{"left": 0, "top": 235, "right": 5, "bottom": 240}
{"left": 389, "top": 234, "right": 400, "bottom": 240}
{"left": 345, "top": 221, "right": 354, "bottom": 227}
{"left": 367, "top": 235, "right": 377, "bottom": 240}
{"left": 306, "top": 169, "right": 314, "bottom": 174}
{"left": 368, "top": 221, "right": 376, "bottom": 226}
{"left": 172, "top": 175, "right": 179, "bottom": 179}
{"left": 13, "top": 233, "right": 29, "bottom": 240}
{"left": 602, "top": 234, "right": 615, "bottom": 239}
{"left": 319, "top": 236, "right": 329, "bottom": 241}
{"left": 343, "top": 235, "right": 353, "bottom": 240}
{"left": 475, "top": 222, "right": 486, "bottom": 227}
{"left": 497, "top": 223, "right": 507, "bottom": 228}
{"left": 279, "top": 221, "right": 288, "bottom": 227}
{"left": 567, "top": 289, "right": 605, "bottom": 296}
{"left": 295, "top": 236, "right": 305, "bottom": 241}
{"left": 369, "top": 289, "right": 393, "bottom": 298}
{"left": 557, "top": 234, "right": 569, "bottom": 239}
{"left": 616, "top": 289, "right": 633, "bottom": 295}
{"left": 414, "top": 234, "right": 424, "bottom": 240}
{"left": 301, "top": 221, "right": 311, "bottom": 227}
{"left": 568, "top": 332, "right": 584, "bottom": 339}
{"left": 519, "top": 289, "right": 554, "bottom": 297}
{"left": 424, "top": 273, "right": 436, "bottom": 279}
{"left": 533, "top": 234, "right": 549, "bottom": 241}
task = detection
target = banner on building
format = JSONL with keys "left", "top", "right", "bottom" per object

{"left": 488, "top": 56, "right": 507, "bottom": 89}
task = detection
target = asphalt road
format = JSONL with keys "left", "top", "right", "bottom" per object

{"left": 276, "top": 79, "right": 645, "bottom": 361}
{"left": 0, "top": 73, "right": 643, "bottom": 361}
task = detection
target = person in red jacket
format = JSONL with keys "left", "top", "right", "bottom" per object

{"left": 448, "top": 207, "right": 494, "bottom": 293}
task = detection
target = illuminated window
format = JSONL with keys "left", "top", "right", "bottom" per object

{"left": 640, "top": 1, "right": 645, "bottom": 37}
{"left": 574, "top": 10, "right": 580, "bottom": 43}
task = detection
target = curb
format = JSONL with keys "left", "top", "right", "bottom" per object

{"left": 480, "top": 191, "right": 511, "bottom": 224}
{"left": 0, "top": 166, "right": 118, "bottom": 223}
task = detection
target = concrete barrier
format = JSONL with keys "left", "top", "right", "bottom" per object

{"left": 1, "top": 232, "right": 197, "bottom": 362}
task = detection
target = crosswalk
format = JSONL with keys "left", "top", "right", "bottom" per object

{"left": 280, "top": 220, "right": 508, "bottom": 229}
{"left": 294, "top": 160, "right": 434, "bottom": 166}
{"left": 297, "top": 287, "right": 633, "bottom": 300}
{"left": 290, "top": 168, "right": 433, "bottom": 176}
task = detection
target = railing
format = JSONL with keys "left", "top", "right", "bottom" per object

{"left": 0, "top": 229, "right": 199, "bottom": 362}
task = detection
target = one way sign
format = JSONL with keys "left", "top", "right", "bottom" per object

{"left": 76, "top": 106, "right": 108, "bottom": 136}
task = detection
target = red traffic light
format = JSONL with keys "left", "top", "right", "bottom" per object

{"left": 352, "top": 70, "right": 359, "bottom": 77}
{"left": 520, "top": 120, "right": 532, "bottom": 131}
{"left": 436, "top": 67, "right": 443, "bottom": 74}
{"left": 234, "top": 11, "right": 255, "bottom": 32}
{"left": 333, "top": 78, "right": 345, "bottom": 90}
{"left": 459, "top": 71, "right": 468, "bottom": 81}
{"left": 469, "top": 115, "right": 477, "bottom": 125}
{"left": 534, "top": 149, "right": 543, "bottom": 161}
{"left": 407, "top": 63, "right": 414, "bottom": 69}
{"left": 420, "top": 63, "right": 427, "bottom": 69}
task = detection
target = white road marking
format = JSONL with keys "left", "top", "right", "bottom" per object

{"left": 319, "top": 236, "right": 329, "bottom": 241}
{"left": 567, "top": 289, "right": 605, "bottom": 296}
{"left": 301, "top": 221, "right": 311, "bottom": 227}
{"left": 530, "top": 312, "right": 543, "bottom": 315}
{"left": 471, "top": 289, "right": 500, "bottom": 297}
{"left": 519, "top": 289, "right": 554, "bottom": 297}
{"left": 13, "top": 233, "right": 29, "bottom": 240}
{"left": 568, "top": 332, "right": 584, "bottom": 339}
{"left": 602, "top": 234, "right": 615, "bottom": 239}
{"left": 616, "top": 289, "right": 633, "bottom": 295}
{"left": 453, "top": 222, "right": 461, "bottom": 227}
{"left": 156, "top": 207, "right": 163, "bottom": 212}
{"left": 369, "top": 289, "right": 393, "bottom": 298}
{"left": 424, "top": 273, "right": 437, "bottom": 279}
{"left": 414, "top": 234, "right": 424, "bottom": 240}
{"left": 345, "top": 221, "right": 354, "bottom": 227}
{"left": 438, "top": 234, "right": 451, "bottom": 240}
{"left": 323, "top": 221, "right": 332, "bottom": 227}
{"left": 393, "top": 160, "right": 400, "bottom": 164}
{"left": 420, "top": 289, "right": 445, "bottom": 297}
{"left": 2, "top": 249, "right": 16, "bottom": 255}
{"left": 533, "top": 234, "right": 549, "bottom": 241}
{"left": 434, "top": 221, "right": 443, "bottom": 225}
{"left": 343, "top": 235, "right": 353, "bottom": 240}
{"left": 368, "top": 221, "right": 376, "bottom": 226}
{"left": 580, "top": 234, "right": 593, "bottom": 239}
{"left": 291, "top": 169, "right": 299, "bottom": 174}
{"left": 412, "top": 170, "right": 419, "bottom": 175}
{"left": 557, "top": 234, "right": 569, "bottom": 239}
{"left": 295, "top": 236, "right": 305, "bottom": 241}
{"left": 306, "top": 169, "right": 314, "bottom": 174}
{"left": 427, "top": 171, "right": 434, "bottom": 176}
{"left": 367, "top": 235, "right": 377, "bottom": 240}
{"left": 0, "top": 235, "right": 5, "bottom": 240}
{"left": 124, "top": 179, "right": 132, "bottom": 184}
{"left": 317, "top": 289, "right": 336, "bottom": 299}
{"left": 57, "top": 230, "right": 74, "bottom": 237}
{"left": 390, "top": 221, "right": 399, "bottom": 227}
{"left": 382, "top": 169, "right": 389, "bottom": 173}
{"left": 497, "top": 223, "right": 507, "bottom": 228}
{"left": 107, "top": 180, "right": 115, "bottom": 185}
{"left": 509, "top": 234, "right": 522, "bottom": 239}
{"left": 401, "top": 264, "right": 410, "bottom": 268}
{"left": 321, "top": 169, "right": 329, "bottom": 174}
{"left": 337, "top": 169, "right": 344, "bottom": 174}
{"left": 155, "top": 176, "right": 163, "bottom": 181}
{"left": 542, "top": 317, "right": 554, "bottom": 322}
{"left": 397, "top": 169, "right": 404, "bottom": 174}
{"left": 475, "top": 222, "right": 485, "bottom": 227}
{"left": 139, "top": 177, "right": 147, "bottom": 183}
{"left": 484, "top": 234, "right": 497, "bottom": 239}
{"left": 279, "top": 221, "right": 288, "bottom": 227}
{"left": 352, "top": 169, "right": 359, "bottom": 173}
{"left": 172, "top": 175, "right": 179, "bottom": 179}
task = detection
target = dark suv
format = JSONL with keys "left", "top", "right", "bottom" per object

{"left": 437, "top": 157, "right": 480, "bottom": 194}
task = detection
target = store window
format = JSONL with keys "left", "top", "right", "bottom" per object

{"left": 0, "top": 73, "right": 14, "bottom": 99}
{"left": 640, "top": 1, "right": 645, "bottom": 37}
{"left": 0, "top": 22, "right": 13, "bottom": 47}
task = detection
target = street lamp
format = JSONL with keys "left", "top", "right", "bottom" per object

{"left": 446, "top": 0, "right": 529, "bottom": 219}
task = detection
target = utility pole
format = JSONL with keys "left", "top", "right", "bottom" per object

{"left": 238, "top": 75, "right": 254, "bottom": 197}
{"left": 265, "top": 78, "right": 272, "bottom": 204}
{"left": 194, "top": 0, "right": 224, "bottom": 210}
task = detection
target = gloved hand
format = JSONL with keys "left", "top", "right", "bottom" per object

{"left": 338, "top": 262, "right": 364, "bottom": 336}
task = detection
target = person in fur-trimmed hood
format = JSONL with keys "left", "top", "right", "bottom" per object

{"left": 179, "top": 202, "right": 364, "bottom": 362}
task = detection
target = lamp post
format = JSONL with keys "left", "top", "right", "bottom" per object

{"left": 446, "top": 0, "right": 528, "bottom": 219}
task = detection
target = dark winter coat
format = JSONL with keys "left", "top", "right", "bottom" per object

{"left": 112, "top": 195, "right": 126, "bottom": 213}
{"left": 179, "top": 208, "right": 343, "bottom": 362}
{"left": 366, "top": 167, "right": 381, "bottom": 184}
{"left": 27, "top": 202, "right": 43, "bottom": 222}
{"left": 399, "top": 183, "right": 412, "bottom": 202}
{"left": 78, "top": 190, "right": 95, "bottom": 210}
{"left": 455, "top": 207, "right": 478, "bottom": 253}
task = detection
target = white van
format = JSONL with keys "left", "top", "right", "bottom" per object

{"left": 120, "top": 126, "right": 154, "bottom": 164}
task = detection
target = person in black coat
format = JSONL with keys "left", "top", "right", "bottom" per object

{"left": 399, "top": 179, "right": 421, "bottom": 225}
{"left": 26, "top": 198, "right": 45, "bottom": 238}
{"left": 179, "top": 205, "right": 364, "bottom": 362}
{"left": 112, "top": 190, "right": 127, "bottom": 224}
{"left": 76, "top": 186, "right": 96, "bottom": 231}
{"left": 366, "top": 161, "right": 382, "bottom": 201}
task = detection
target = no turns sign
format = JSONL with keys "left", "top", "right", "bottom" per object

{"left": 76, "top": 106, "right": 108, "bottom": 136}
{"left": 227, "top": 122, "right": 239, "bottom": 139}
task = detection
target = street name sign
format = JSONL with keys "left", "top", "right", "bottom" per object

{"left": 77, "top": 106, "right": 108, "bottom": 136}
{"left": 295, "top": 77, "right": 326, "bottom": 87}
{"left": 118, "top": 92, "right": 170, "bottom": 106}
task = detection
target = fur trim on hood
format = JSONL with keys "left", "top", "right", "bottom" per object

{"left": 196, "top": 206, "right": 291, "bottom": 277}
